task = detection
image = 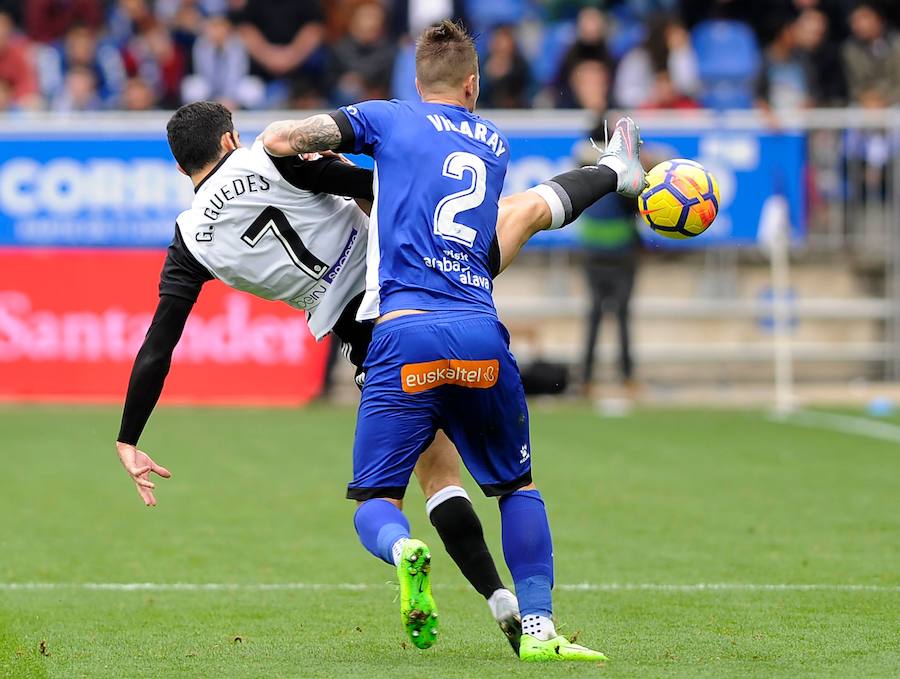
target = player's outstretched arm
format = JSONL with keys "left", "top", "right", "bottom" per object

{"left": 116, "top": 442, "right": 172, "bottom": 508}
{"left": 261, "top": 114, "right": 342, "bottom": 157}
{"left": 116, "top": 293, "right": 193, "bottom": 506}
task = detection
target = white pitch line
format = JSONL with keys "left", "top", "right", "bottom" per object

{"left": 772, "top": 409, "right": 900, "bottom": 444}
{"left": 1, "top": 582, "right": 897, "bottom": 593}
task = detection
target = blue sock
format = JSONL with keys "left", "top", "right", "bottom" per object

{"left": 499, "top": 489, "right": 554, "bottom": 618}
{"left": 354, "top": 499, "right": 410, "bottom": 565}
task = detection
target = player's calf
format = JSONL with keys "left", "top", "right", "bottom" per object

{"left": 354, "top": 499, "right": 439, "bottom": 649}
{"left": 498, "top": 488, "right": 608, "bottom": 662}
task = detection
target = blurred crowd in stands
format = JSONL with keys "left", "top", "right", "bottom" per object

{"left": 0, "top": 0, "right": 897, "bottom": 113}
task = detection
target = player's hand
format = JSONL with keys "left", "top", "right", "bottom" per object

{"left": 319, "top": 150, "right": 353, "bottom": 165}
{"left": 116, "top": 442, "right": 171, "bottom": 507}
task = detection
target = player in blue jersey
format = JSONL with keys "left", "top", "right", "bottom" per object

{"left": 261, "top": 20, "right": 647, "bottom": 661}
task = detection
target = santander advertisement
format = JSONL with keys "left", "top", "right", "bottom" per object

{"left": 0, "top": 249, "right": 330, "bottom": 404}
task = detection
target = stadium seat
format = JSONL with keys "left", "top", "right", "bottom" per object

{"left": 463, "top": 0, "right": 527, "bottom": 33}
{"left": 691, "top": 19, "right": 760, "bottom": 109}
{"left": 607, "top": 6, "right": 647, "bottom": 60}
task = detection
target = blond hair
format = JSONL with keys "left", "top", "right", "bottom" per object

{"left": 415, "top": 20, "right": 478, "bottom": 91}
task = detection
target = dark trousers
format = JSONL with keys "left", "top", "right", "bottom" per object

{"left": 582, "top": 256, "right": 636, "bottom": 385}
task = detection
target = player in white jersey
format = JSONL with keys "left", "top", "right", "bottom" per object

{"left": 116, "top": 101, "right": 646, "bottom": 655}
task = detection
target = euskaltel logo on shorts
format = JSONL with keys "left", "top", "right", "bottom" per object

{"left": 401, "top": 359, "right": 499, "bottom": 393}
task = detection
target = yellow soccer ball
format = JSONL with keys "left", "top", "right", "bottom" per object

{"left": 639, "top": 159, "right": 720, "bottom": 239}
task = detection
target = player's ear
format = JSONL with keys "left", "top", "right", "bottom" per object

{"left": 415, "top": 77, "right": 423, "bottom": 98}
{"left": 176, "top": 163, "right": 188, "bottom": 177}
{"left": 464, "top": 73, "right": 478, "bottom": 108}
{"left": 221, "top": 130, "right": 238, "bottom": 153}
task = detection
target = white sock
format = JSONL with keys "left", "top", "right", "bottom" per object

{"left": 487, "top": 588, "right": 519, "bottom": 622}
{"left": 598, "top": 155, "right": 626, "bottom": 181}
{"left": 390, "top": 538, "right": 408, "bottom": 566}
{"left": 521, "top": 614, "right": 556, "bottom": 641}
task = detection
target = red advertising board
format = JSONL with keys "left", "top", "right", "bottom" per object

{"left": 0, "top": 249, "right": 330, "bottom": 404}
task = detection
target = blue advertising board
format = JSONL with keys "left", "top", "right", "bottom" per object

{"left": 0, "top": 124, "right": 805, "bottom": 249}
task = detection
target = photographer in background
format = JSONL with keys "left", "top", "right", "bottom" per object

{"left": 575, "top": 129, "right": 642, "bottom": 401}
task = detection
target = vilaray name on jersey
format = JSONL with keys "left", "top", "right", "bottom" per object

{"left": 425, "top": 114, "right": 507, "bottom": 158}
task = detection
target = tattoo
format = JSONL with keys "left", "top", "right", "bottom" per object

{"left": 282, "top": 115, "right": 341, "bottom": 154}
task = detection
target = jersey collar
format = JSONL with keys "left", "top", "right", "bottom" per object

{"left": 193, "top": 150, "right": 236, "bottom": 194}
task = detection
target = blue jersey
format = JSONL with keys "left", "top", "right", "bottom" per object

{"left": 338, "top": 99, "right": 510, "bottom": 321}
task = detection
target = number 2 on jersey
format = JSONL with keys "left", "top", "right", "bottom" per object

{"left": 241, "top": 206, "right": 327, "bottom": 279}
{"left": 433, "top": 151, "right": 486, "bottom": 248}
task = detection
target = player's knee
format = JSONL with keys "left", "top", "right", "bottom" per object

{"left": 425, "top": 484, "right": 470, "bottom": 518}
{"left": 418, "top": 471, "right": 463, "bottom": 499}
{"left": 356, "top": 497, "right": 403, "bottom": 510}
{"left": 496, "top": 482, "right": 538, "bottom": 503}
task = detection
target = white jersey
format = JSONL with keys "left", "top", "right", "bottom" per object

{"left": 176, "top": 141, "right": 369, "bottom": 339}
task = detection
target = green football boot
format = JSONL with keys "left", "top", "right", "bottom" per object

{"left": 519, "top": 634, "right": 608, "bottom": 662}
{"left": 397, "top": 539, "right": 438, "bottom": 649}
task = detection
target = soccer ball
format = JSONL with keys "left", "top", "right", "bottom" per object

{"left": 639, "top": 159, "right": 720, "bottom": 239}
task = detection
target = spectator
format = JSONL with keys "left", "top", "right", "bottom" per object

{"left": 329, "top": 2, "right": 395, "bottom": 105}
{"left": 236, "top": 0, "right": 325, "bottom": 89}
{"left": 565, "top": 58, "right": 610, "bottom": 110}
{"left": 38, "top": 25, "right": 126, "bottom": 107}
{"left": 0, "top": 0, "right": 19, "bottom": 26}
{"left": 0, "top": 11, "right": 40, "bottom": 109}
{"left": 641, "top": 70, "right": 700, "bottom": 109}
{"left": 162, "top": 0, "right": 205, "bottom": 53}
{"left": 181, "top": 14, "right": 264, "bottom": 109}
{"left": 842, "top": 2, "right": 900, "bottom": 106}
{"left": 0, "top": 75, "right": 11, "bottom": 110}
{"left": 388, "top": 0, "right": 468, "bottom": 40}
{"left": 614, "top": 16, "right": 699, "bottom": 108}
{"left": 107, "top": 0, "right": 157, "bottom": 47}
{"left": 480, "top": 24, "right": 531, "bottom": 108}
{"left": 556, "top": 7, "right": 611, "bottom": 106}
{"left": 51, "top": 64, "right": 102, "bottom": 111}
{"left": 755, "top": 14, "right": 815, "bottom": 111}
{"left": 121, "top": 75, "right": 157, "bottom": 110}
{"left": 25, "top": 0, "right": 102, "bottom": 44}
{"left": 288, "top": 75, "right": 327, "bottom": 110}
{"left": 122, "top": 22, "right": 186, "bottom": 108}
{"left": 794, "top": 7, "right": 846, "bottom": 105}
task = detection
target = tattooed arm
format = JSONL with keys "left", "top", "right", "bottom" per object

{"left": 260, "top": 114, "right": 342, "bottom": 157}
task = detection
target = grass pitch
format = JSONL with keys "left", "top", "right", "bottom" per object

{"left": 0, "top": 404, "right": 897, "bottom": 678}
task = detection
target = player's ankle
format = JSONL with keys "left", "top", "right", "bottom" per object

{"left": 522, "top": 614, "right": 556, "bottom": 641}
{"left": 487, "top": 588, "right": 517, "bottom": 619}
{"left": 391, "top": 537, "right": 409, "bottom": 566}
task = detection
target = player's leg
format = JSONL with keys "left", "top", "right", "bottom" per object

{"left": 582, "top": 259, "right": 605, "bottom": 395}
{"left": 440, "top": 317, "right": 607, "bottom": 662}
{"left": 414, "top": 434, "right": 507, "bottom": 601}
{"left": 495, "top": 116, "right": 647, "bottom": 275}
{"left": 413, "top": 432, "right": 521, "bottom": 652}
{"left": 614, "top": 263, "right": 636, "bottom": 384}
{"left": 348, "top": 325, "right": 442, "bottom": 650}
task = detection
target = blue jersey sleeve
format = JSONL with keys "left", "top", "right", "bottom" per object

{"left": 338, "top": 100, "right": 401, "bottom": 156}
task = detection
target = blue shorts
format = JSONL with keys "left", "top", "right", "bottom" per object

{"left": 347, "top": 311, "right": 532, "bottom": 501}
